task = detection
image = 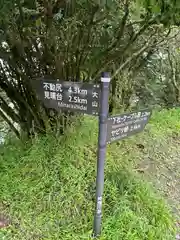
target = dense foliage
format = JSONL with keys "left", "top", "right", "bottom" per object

{"left": 0, "top": 0, "right": 179, "bottom": 138}
{"left": 131, "top": 31, "right": 180, "bottom": 109}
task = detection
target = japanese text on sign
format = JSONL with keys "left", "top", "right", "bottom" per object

{"left": 33, "top": 79, "right": 101, "bottom": 116}
{"left": 106, "top": 110, "right": 152, "bottom": 144}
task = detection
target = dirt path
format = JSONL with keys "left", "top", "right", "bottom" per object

{"left": 135, "top": 132, "right": 180, "bottom": 236}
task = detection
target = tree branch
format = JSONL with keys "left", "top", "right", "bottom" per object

{"left": 0, "top": 95, "right": 21, "bottom": 123}
{"left": 112, "top": 39, "right": 152, "bottom": 80}
{"left": 106, "top": 0, "right": 130, "bottom": 53}
{"left": 0, "top": 108, "right": 20, "bottom": 139}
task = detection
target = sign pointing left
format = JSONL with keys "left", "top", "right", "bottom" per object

{"left": 33, "top": 79, "right": 101, "bottom": 116}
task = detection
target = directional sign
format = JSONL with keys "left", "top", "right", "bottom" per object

{"left": 33, "top": 78, "right": 101, "bottom": 115}
{"left": 106, "top": 109, "right": 152, "bottom": 144}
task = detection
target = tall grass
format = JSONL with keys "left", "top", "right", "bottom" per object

{"left": 0, "top": 110, "right": 178, "bottom": 239}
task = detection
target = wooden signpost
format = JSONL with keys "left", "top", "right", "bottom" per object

{"left": 33, "top": 73, "right": 152, "bottom": 238}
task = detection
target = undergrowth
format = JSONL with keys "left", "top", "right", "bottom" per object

{"left": 0, "top": 109, "right": 178, "bottom": 239}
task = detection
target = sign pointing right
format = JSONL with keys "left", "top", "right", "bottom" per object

{"left": 106, "top": 109, "right": 152, "bottom": 144}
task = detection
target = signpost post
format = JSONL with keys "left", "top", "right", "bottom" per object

{"left": 32, "top": 74, "right": 152, "bottom": 239}
{"left": 92, "top": 72, "right": 110, "bottom": 238}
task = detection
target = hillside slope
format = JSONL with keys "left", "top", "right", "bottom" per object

{"left": 0, "top": 109, "right": 179, "bottom": 240}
